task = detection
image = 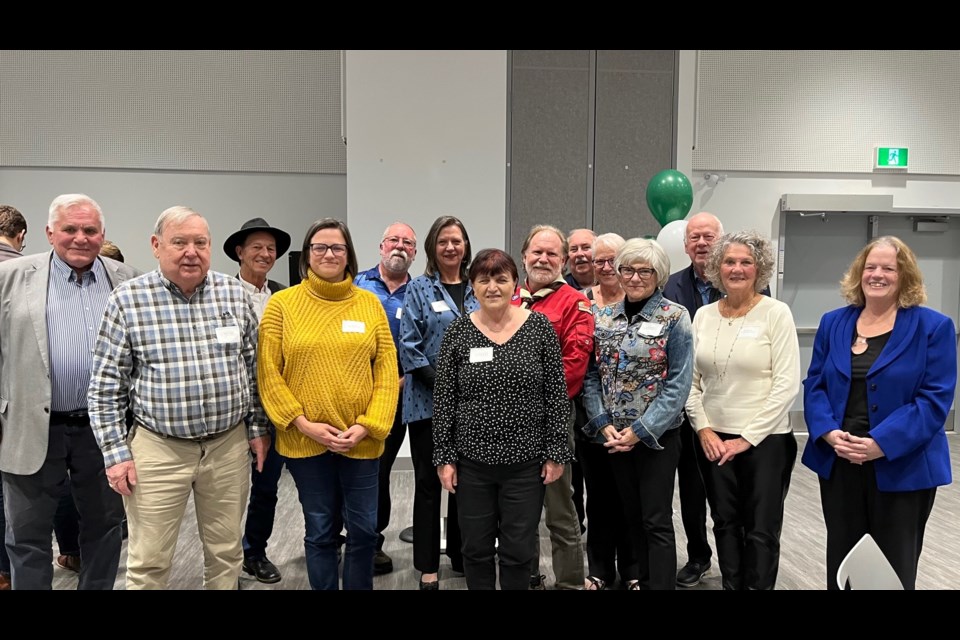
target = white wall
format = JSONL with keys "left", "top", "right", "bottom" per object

{"left": 676, "top": 49, "right": 960, "bottom": 298}
{"left": 345, "top": 50, "right": 508, "bottom": 272}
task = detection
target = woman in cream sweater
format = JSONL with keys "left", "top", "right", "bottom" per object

{"left": 686, "top": 231, "right": 800, "bottom": 590}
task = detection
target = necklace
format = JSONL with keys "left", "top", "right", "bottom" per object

{"left": 712, "top": 299, "right": 759, "bottom": 382}
{"left": 719, "top": 296, "right": 760, "bottom": 326}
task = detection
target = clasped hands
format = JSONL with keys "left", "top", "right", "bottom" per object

{"left": 824, "top": 429, "right": 884, "bottom": 464}
{"left": 295, "top": 416, "right": 368, "bottom": 454}
{"left": 697, "top": 428, "right": 751, "bottom": 466}
{"left": 600, "top": 425, "right": 638, "bottom": 453}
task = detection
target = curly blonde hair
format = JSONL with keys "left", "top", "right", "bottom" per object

{"left": 839, "top": 236, "right": 926, "bottom": 307}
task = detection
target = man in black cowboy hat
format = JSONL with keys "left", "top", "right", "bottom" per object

{"left": 224, "top": 217, "right": 291, "bottom": 584}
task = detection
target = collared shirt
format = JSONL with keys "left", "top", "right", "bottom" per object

{"left": 88, "top": 269, "right": 268, "bottom": 467}
{"left": 695, "top": 274, "right": 715, "bottom": 308}
{"left": 47, "top": 253, "right": 112, "bottom": 411}
{"left": 238, "top": 273, "right": 272, "bottom": 320}
{"left": 355, "top": 264, "right": 409, "bottom": 378}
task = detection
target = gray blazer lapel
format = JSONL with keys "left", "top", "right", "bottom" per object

{"left": 24, "top": 252, "right": 52, "bottom": 376}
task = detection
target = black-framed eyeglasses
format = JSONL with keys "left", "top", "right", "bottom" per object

{"left": 618, "top": 266, "right": 656, "bottom": 280}
{"left": 309, "top": 243, "right": 347, "bottom": 257}
{"left": 592, "top": 258, "right": 615, "bottom": 268}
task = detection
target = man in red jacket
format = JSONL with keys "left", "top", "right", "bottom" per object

{"left": 513, "top": 224, "right": 594, "bottom": 590}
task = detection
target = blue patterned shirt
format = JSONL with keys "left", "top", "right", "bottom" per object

{"left": 88, "top": 269, "right": 268, "bottom": 467}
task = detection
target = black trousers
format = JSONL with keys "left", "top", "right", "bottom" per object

{"left": 579, "top": 437, "right": 637, "bottom": 585}
{"left": 408, "top": 418, "right": 461, "bottom": 573}
{"left": 456, "top": 457, "right": 545, "bottom": 590}
{"left": 677, "top": 416, "right": 712, "bottom": 565}
{"left": 376, "top": 398, "right": 407, "bottom": 549}
{"left": 820, "top": 458, "right": 936, "bottom": 590}
{"left": 3, "top": 417, "right": 124, "bottom": 590}
{"left": 608, "top": 427, "right": 681, "bottom": 590}
{"left": 698, "top": 431, "right": 797, "bottom": 590}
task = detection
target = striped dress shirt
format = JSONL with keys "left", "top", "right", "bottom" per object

{"left": 46, "top": 253, "right": 113, "bottom": 412}
{"left": 88, "top": 269, "right": 268, "bottom": 468}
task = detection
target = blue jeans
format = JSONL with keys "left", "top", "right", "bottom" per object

{"left": 242, "top": 434, "right": 286, "bottom": 559}
{"left": 287, "top": 454, "right": 379, "bottom": 590}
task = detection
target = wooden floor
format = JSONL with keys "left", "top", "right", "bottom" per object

{"left": 50, "top": 433, "right": 960, "bottom": 590}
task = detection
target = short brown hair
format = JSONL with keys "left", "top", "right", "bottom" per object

{"left": 469, "top": 248, "right": 519, "bottom": 284}
{"left": 0, "top": 205, "right": 26, "bottom": 238}
{"left": 100, "top": 240, "right": 125, "bottom": 262}
{"left": 840, "top": 236, "right": 926, "bottom": 308}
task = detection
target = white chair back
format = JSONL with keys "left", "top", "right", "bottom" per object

{"left": 836, "top": 533, "right": 904, "bottom": 590}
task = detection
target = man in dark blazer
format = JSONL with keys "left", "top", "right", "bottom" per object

{"left": 0, "top": 194, "right": 139, "bottom": 589}
{"left": 662, "top": 211, "right": 724, "bottom": 588}
{"left": 223, "top": 217, "right": 291, "bottom": 584}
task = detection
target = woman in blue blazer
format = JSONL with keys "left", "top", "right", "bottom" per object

{"left": 802, "top": 236, "right": 956, "bottom": 590}
{"left": 398, "top": 215, "right": 479, "bottom": 589}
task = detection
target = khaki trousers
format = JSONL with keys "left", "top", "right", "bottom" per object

{"left": 124, "top": 424, "right": 250, "bottom": 590}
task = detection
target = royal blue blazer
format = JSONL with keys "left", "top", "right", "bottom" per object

{"left": 801, "top": 304, "right": 957, "bottom": 492}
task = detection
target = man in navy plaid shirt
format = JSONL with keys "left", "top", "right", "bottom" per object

{"left": 88, "top": 205, "right": 270, "bottom": 590}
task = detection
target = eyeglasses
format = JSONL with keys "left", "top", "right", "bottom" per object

{"left": 309, "top": 243, "right": 347, "bottom": 257}
{"left": 618, "top": 266, "right": 656, "bottom": 280}
{"left": 592, "top": 258, "right": 615, "bottom": 268}
{"left": 383, "top": 236, "right": 416, "bottom": 250}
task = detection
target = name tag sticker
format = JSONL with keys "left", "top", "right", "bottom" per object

{"left": 342, "top": 320, "right": 366, "bottom": 333}
{"left": 739, "top": 324, "right": 761, "bottom": 339}
{"left": 215, "top": 326, "right": 241, "bottom": 344}
{"left": 395, "top": 307, "right": 403, "bottom": 319}
{"left": 431, "top": 300, "right": 452, "bottom": 313}
{"left": 638, "top": 322, "right": 664, "bottom": 338}
{"left": 469, "top": 347, "right": 494, "bottom": 363}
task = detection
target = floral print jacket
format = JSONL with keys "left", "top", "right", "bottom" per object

{"left": 582, "top": 289, "right": 693, "bottom": 450}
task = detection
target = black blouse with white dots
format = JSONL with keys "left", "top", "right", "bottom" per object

{"left": 432, "top": 311, "right": 572, "bottom": 467}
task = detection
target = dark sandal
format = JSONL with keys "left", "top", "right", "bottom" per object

{"left": 583, "top": 575, "right": 607, "bottom": 590}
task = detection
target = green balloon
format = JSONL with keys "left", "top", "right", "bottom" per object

{"left": 646, "top": 169, "right": 693, "bottom": 227}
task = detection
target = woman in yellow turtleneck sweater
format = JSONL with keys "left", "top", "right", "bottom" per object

{"left": 257, "top": 218, "right": 398, "bottom": 591}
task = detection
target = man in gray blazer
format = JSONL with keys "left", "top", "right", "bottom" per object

{"left": 0, "top": 194, "right": 139, "bottom": 590}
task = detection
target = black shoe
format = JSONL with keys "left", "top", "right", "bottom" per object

{"left": 419, "top": 576, "right": 440, "bottom": 590}
{"left": 243, "top": 556, "right": 282, "bottom": 584}
{"left": 373, "top": 550, "right": 394, "bottom": 575}
{"left": 399, "top": 526, "right": 415, "bottom": 543}
{"left": 676, "top": 560, "right": 710, "bottom": 587}
{"left": 529, "top": 574, "right": 546, "bottom": 590}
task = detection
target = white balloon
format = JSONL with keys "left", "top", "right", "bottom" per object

{"left": 656, "top": 219, "right": 688, "bottom": 275}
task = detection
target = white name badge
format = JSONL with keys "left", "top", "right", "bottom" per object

{"left": 342, "top": 320, "right": 366, "bottom": 333}
{"left": 215, "top": 326, "right": 241, "bottom": 344}
{"left": 431, "top": 300, "right": 452, "bottom": 313}
{"left": 739, "top": 324, "right": 761, "bottom": 339}
{"left": 395, "top": 307, "right": 403, "bottom": 319}
{"left": 638, "top": 322, "right": 664, "bottom": 338}
{"left": 469, "top": 347, "right": 494, "bottom": 363}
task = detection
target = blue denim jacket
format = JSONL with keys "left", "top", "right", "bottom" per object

{"left": 399, "top": 273, "right": 478, "bottom": 423}
{"left": 582, "top": 289, "right": 693, "bottom": 450}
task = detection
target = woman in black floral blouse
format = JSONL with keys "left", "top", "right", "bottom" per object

{"left": 433, "top": 248, "right": 571, "bottom": 590}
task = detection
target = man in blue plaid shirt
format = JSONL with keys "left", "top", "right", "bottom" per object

{"left": 88, "top": 206, "right": 270, "bottom": 590}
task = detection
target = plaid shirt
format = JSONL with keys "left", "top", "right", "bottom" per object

{"left": 89, "top": 269, "right": 268, "bottom": 467}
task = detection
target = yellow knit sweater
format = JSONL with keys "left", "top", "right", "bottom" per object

{"left": 257, "top": 271, "right": 399, "bottom": 460}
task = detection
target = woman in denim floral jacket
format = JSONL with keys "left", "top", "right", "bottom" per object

{"left": 582, "top": 238, "right": 693, "bottom": 590}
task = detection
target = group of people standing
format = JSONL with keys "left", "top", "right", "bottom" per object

{"left": 0, "top": 198, "right": 953, "bottom": 591}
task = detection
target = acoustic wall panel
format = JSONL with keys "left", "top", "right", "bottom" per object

{"left": 0, "top": 50, "right": 345, "bottom": 174}
{"left": 693, "top": 50, "right": 960, "bottom": 176}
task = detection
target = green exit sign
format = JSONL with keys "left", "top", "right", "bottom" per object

{"left": 875, "top": 146, "right": 909, "bottom": 169}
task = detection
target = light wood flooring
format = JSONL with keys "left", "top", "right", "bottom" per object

{"left": 49, "top": 433, "right": 960, "bottom": 590}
